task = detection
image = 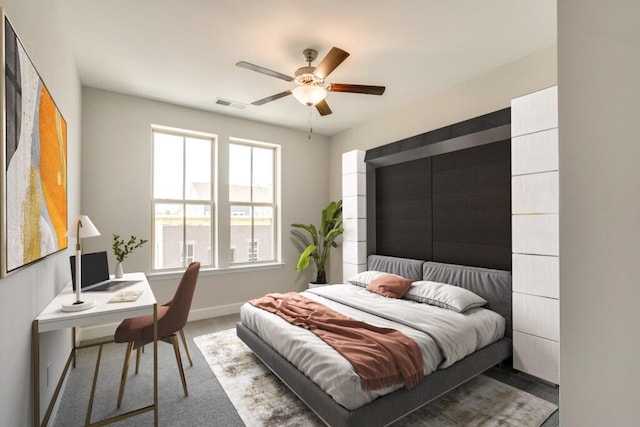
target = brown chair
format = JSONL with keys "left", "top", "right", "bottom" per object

{"left": 114, "top": 261, "right": 200, "bottom": 408}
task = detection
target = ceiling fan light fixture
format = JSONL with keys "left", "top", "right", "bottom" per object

{"left": 292, "top": 84, "right": 328, "bottom": 106}
{"left": 237, "top": 46, "right": 384, "bottom": 114}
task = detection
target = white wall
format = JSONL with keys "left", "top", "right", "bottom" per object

{"left": 80, "top": 88, "right": 330, "bottom": 325}
{"left": 0, "top": 1, "right": 82, "bottom": 426}
{"left": 558, "top": 1, "right": 640, "bottom": 425}
{"left": 328, "top": 45, "right": 558, "bottom": 281}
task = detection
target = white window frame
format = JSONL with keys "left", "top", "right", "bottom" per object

{"left": 151, "top": 125, "right": 216, "bottom": 272}
{"left": 229, "top": 137, "right": 280, "bottom": 266}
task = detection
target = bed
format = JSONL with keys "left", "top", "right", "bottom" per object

{"left": 236, "top": 255, "right": 512, "bottom": 426}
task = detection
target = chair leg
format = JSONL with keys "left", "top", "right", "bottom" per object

{"left": 171, "top": 334, "right": 188, "bottom": 396}
{"left": 117, "top": 342, "right": 134, "bottom": 409}
{"left": 179, "top": 329, "right": 193, "bottom": 367}
{"left": 135, "top": 346, "right": 142, "bottom": 374}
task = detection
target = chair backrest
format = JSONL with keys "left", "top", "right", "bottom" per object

{"left": 162, "top": 262, "right": 200, "bottom": 335}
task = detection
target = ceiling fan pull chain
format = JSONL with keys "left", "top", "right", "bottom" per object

{"left": 308, "top": 107, "right": 313, "bottom": 140}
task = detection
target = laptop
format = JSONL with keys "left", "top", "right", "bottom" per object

{"left": 70, "top": 251, "right": 137, "bottom": 291}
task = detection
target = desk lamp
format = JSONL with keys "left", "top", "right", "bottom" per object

{"left": 61, "top": 215, "right": 101, "bottom": 312}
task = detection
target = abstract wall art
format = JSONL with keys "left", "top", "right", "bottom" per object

{"left": 1, "top": 10, "right": 67, "bottom": 276}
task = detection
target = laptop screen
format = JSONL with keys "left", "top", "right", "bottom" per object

{"left": 70, "top": 251, "right": 111, "bottom": 290}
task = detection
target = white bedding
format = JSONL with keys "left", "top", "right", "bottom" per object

{"left": 239, "top": 284, "right": 505, "bottom": 410}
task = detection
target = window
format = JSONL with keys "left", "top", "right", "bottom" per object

{"left": 229, "top": 139, "right": 278, "bottom": 264}
{"left": 152, "top": 128, "right": 279, "bottom": 271}
{"left": 152, "top": 128, "right": 215, "bottom": 271}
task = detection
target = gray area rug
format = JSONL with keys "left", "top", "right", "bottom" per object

{"left": 194, "top": 328, "right": 558, "bottom": 427}
{"left": 53, "top": 316, "right": 246, "bottom": 427}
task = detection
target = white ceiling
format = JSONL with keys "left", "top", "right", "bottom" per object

{"left": 57, "top": 0, "right": 556, "bottom": 136}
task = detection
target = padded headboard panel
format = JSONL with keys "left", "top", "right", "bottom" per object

{"left": 422, "top": 261, "right": 512, "bottom": 337}
{"left": 367, "top": 255, "right": 424, "bottom": 281}
{"left": 365, "top": 255, "right": 512, "bottom": 337}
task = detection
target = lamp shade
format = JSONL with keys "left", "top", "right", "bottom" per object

{"left": 292, "top": 84, "right": 328, "bottom": 106}
{"left": 68, "top": 215, "right": 101, "bottom": 238}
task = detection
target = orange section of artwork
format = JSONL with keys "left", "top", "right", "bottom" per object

{"left": 39, "top": 85, "right": 68, "bottom": 250}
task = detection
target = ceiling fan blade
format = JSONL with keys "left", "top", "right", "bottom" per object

{"left": 313, "top": 47, "right": 350, "bottom": 79}
{"left": 252, "top": 90, "right": 292, "bottom": 106}
{"left": 315, "top": 99, "right": 332, "bottom": 116}
{"left": 329, "top": 83, "right": 386, "bottom": 95}
{"left": 236, "top": 61, "right": 293, "bottom": 82}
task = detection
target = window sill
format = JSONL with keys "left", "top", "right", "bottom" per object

{"left": 147, "top": 262, "right": 286, "bottom": 281}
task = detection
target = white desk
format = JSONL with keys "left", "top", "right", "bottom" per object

{"left": 32, "top": 272, "right": 158, "bottom": 427}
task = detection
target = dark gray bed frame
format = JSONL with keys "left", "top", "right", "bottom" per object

{"left": 236, "top": 255, "right": 512, "bottom": 427}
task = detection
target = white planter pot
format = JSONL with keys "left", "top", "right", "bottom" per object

{"left": 115, "top": 262, "right": 124, "bottom": 278}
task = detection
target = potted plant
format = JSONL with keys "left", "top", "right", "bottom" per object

{"left": 112, "top": 234, "right": 147, "bottom": 278}
{"left": 291, "top": 199, "right": 344, "bottom": 284}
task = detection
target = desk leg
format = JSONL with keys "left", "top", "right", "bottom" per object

{"left": 85, "top": 343, "right": 104, "bottom": 426}
{"left": 33, "top": 320, "right": 78, "bottom": 427}
{"left": 72, "top": 327, "right": 77, "bottom": 368}
{"left": 153, "top": 304, "right": 158, "bottom": 427}
{"left": 32, "top": 320, "right": 40, "bottom": 427}
{"left": 42, "top": 352, "right": 74, "bottom": 427}
{"left": 153, "top": 303, "right": 158, "bottom": 426}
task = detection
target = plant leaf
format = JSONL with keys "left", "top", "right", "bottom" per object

{"left": 296, "top": 245, "right": 316, "bottom": 272}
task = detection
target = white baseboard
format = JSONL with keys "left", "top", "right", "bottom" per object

{"left": 76, "top": 302, "right": 244, "bottom": 342}
{"left": 187, "top": 302, "right": 244, "bottom": 321}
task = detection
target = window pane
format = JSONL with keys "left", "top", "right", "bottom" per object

{"left": 254, "top": 206, "right": 274, "bottom": 261}
{"left": 185, "top": 137, "right": 211, "bottom": 201}
{"left": 230, "top": 205, "right": 252, "bottom": 263}
{"left": 154, "top": 202, "right": 184, "bottom": 269}
{"left": 186, "top": 204, "right": 212, "bottom": 266}
{"left": 229, "top": 143, "right": 251, "bottom": 202}
{"left": 153, "top": 132, "right": 183, "bottom": 199}
{"left": 152, "top": 127, "right": 216, "bottom": 272}
{"left": 252, "top": 146, "right": 273, "bottom": 203}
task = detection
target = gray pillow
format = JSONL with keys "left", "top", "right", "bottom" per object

{"left": 404, "top": 280, "right": 487, "bottom": 312}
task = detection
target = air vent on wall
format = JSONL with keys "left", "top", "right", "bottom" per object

{"left": 216, "top": 98, "right": 247, "bottom": 109}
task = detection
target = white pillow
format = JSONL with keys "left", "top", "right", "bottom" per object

{"left": 403, "top": 280, "right": 487, "bottom": 313}
{"left": 347, "top": 271, "right": 389, "bottom": 287}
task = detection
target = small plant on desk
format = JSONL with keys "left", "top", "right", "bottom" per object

{"left": 112, "top": 234, "right": 147, "bottom": 277}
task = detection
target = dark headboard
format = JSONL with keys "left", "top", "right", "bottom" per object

{"left": 365, "top": 109, "right": 512, "bottom": 271}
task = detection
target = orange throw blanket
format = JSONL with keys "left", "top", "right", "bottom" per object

{"left": 249, "top": 292, "right": 424, "bottom": 391}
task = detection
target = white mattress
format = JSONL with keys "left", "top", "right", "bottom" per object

{"left": 240, "top": 284, "right": 505, "bottom": 410}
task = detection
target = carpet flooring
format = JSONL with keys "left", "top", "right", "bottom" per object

{"left": 195, "top": 328, "right": 558, "bottom": 427}
{"left": 52, "top": 314, "right": 559, "bottom": 426}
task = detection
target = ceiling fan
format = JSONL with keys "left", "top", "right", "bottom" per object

{"left": 236, "top": 47, "right": 386, "bottom": 116}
